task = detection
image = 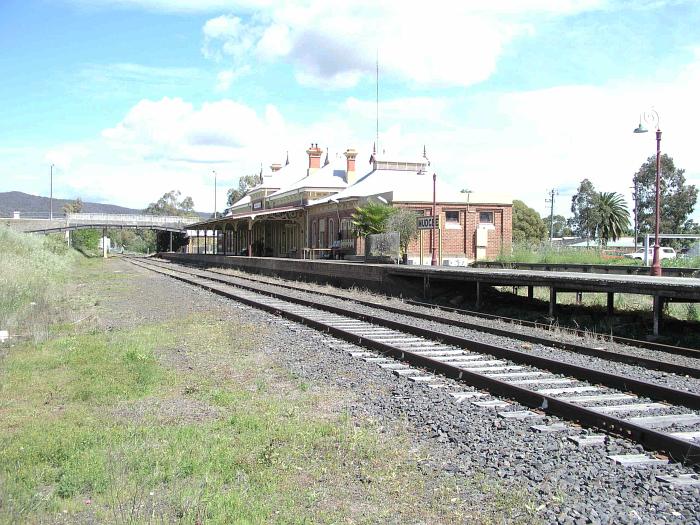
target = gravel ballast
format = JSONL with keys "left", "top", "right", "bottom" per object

{"left": 124, "top": 258, "right": 700, "bottom": 524}
{"left": 154, "top": 259, "right": 700, "bottom": 393}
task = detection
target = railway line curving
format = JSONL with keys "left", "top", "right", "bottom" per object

{"left": 127, "top": 256, "right": 700, "bottom": 467}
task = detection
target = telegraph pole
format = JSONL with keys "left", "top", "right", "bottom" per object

{"left": 546, "top": 189, "right": 558, "bottom": 244}
{"left": 213, "top": 170, "right": 217, "bottom": 218}
{"left": 630, "top": 181, "right": 639, "bottom": 251}
{"left": 49, "top": 164, "right": 54, "bottom": 220}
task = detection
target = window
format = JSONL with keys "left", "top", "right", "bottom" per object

{"left": 479, "top": 211, "right": 494, "bottom": 224}
{"left": 445, "top": 211, "right": 460, "bottom": 223}
{"left": 319, "top": 218, "right": 327, "bottom": 248}
{"left": 329, "top": 218, "right": 337, "bottom": 242}
{"left": 340, "top": 218, "right": 352, "bottom": 239}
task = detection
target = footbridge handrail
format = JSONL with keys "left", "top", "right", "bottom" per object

{"left": 65, "top": 213, "right": 199, "bottom": 228}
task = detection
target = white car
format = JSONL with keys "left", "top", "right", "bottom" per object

{"left": 624, "top": 247, "right": 676, "bottom": 260}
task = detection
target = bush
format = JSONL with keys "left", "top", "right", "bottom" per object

{"left": 0, "top": 226, "right": 76, "bottom": 340}
{"left": 72, "top": 229, "right": 101, "bottom": 253}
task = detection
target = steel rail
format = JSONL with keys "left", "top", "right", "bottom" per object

{"left": 158, "top": 256, "right": 700, "bottom": 359}
{"left": 128, "top": 258, "right": 700, "bottom": 466}
{"left": 405, "top": 300, "right": 700, "bottom": 360}
{"left": 130, "top": 258, "right": 700, "bottom": 409}
{"left": 140, "top": 257, "right": 700, "bottom": 378}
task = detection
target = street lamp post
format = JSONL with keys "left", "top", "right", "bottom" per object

{"left": 50, "top": 164, "right": 54, "bottom": 220}
{"left": 431, "top": 172, "right": 438, "bottom": 266}
{"left": 633, "top": 110, "right": 662, "bottom": 277}
{"left": 213, "top": 170, "right": 217, "bottom": 219}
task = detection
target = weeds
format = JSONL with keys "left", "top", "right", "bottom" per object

{"left": 492, "top": 242, "right": 700, "bottom": 268}
{"left": 0, "top": 227, "right": 82, "bottom": 341}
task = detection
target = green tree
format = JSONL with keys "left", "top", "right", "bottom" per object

{"left": 145, "top": 190, "right": 197, "bottom": 217}
{"left": 543, "top": 214, "right": 572, "bottom": 238}
{"left": 570, "top": 179, "right": 600, "bottom": 239}
{"left": 72, "top": 228, "right": 100, "bottom": 253}
{"left": 596, "top": 192, "right": 630, "bottom": 245}
{"left": 351, "top": 202, "right": 395, "bottom": 237}
{"left": 512, "top": 200, "right": 548, "bottom": 243}
{"left": 633, "top": 154, "right": 698, "bottom": 238}
{"left": 227, "top": 174, "right": 261, "bottom": 207}
{"left": 62, "top": 198, "right": 83, "bottom": 214}
{"left": 386, "top": 208, "right": 418, "bottom": 255}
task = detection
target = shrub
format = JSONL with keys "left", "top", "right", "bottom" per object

{"left": 0, "top": 226, "right": 76, "bottom": 340}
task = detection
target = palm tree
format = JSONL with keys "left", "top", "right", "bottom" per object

{"left": 596, "top": 192, "right": 630, "bottom": 245}
{"left": 350, "top": 202, "right": 395, "bottom": 237}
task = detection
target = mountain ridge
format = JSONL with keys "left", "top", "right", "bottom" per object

{"left": 0, "top": 191, "right": 209, "bottom": 219}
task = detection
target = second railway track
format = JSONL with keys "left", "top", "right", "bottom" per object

{"left": 141, "top": 256, "right": 700, "bottom": 378}
{"left": 127, "top": 256, "right": 700, "bottom": 466}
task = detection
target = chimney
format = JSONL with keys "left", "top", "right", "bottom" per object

{"left": 306, "top": 143, "right": 322, "bottom": 174}
{"left": 270, "top": 163, "right": 282, "bottom": 172}
{"left": 344, "top": 148, "right": 358, "bottom": 185}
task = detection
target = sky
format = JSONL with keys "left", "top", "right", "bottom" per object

{"left": 1, "top": 0, "right": 700, "bottom": 221}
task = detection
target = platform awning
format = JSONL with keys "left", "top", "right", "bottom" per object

{"left": 187, "top": 206, "right": 304, "bottom": 229}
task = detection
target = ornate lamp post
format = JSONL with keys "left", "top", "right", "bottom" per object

{"left": 213, "top": 170, "right": 217, "bottom": 219}
{"left": 50, "top": 164, "right": 54, "bottom": 220}
{"left": 431, "top": 172, "right": 438, "bottom": 266}
{"left": 633, "top": 109, "right": 662, "bottom": 277}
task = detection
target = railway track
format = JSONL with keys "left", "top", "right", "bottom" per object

{"left": 127, "top": 257, "right": 700, "bottom": 467}
{"left": 142, "top": 257, "right": 700, "bottom": 378}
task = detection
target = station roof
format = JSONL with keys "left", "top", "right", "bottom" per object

{"left": 310, "top": 165, "right": 512, "bottom": 206}
{"left": 268, "top": 156, "right": 348, "bottom": 201}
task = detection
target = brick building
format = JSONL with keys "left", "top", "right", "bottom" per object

{"left": 188, "top": 144, "right": 512, "bottom": 264}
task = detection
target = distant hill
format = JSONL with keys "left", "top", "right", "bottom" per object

{"left": 0, "top": 191, "right": 210, "bottom": 219}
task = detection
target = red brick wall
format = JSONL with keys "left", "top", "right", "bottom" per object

{"left": 400, "top": 202, "right": 512, "bottom": 260}
{"left": 307, "top": 202, "right": 512, "bottom": 260}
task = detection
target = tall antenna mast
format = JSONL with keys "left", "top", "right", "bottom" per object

{"left": 376, "top": 48, "right": 379, "bottom": 153}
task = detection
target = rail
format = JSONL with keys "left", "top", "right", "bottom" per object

{"left": 65, "top": 213, "right": 198, "bottom": 227}
{"left": 127, "top": 257, "right": 700, "bottom": 466}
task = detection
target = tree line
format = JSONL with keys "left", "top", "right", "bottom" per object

{"left": 514, "top": 154, "right": 698, "bottom": 246}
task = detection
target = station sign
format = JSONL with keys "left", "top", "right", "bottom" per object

{"left": 417, "top": 216, "right": 440, "bottom": 230}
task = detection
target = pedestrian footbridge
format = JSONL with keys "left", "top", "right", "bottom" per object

{"left": 4, "top": 213, "right": 199, "bottom": 234}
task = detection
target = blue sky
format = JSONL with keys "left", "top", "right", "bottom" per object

{"left": 1, "top": 0, "right": 699, "bottom": 221}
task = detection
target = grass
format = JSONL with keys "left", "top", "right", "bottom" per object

{"left": 0, "top": 226, "right": 84, "bottom": 341}
{"left": 0, "top": 315, "right": 532, "bottom": 523}
{"left": 490, "top": 242, "right": 700, "bottom": 268}
{"left": 0, "top": 257, "right": 535, "bottom": 523}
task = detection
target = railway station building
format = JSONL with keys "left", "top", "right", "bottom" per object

{"left": 188, "top": 144, "right": 512, "bottom": 264}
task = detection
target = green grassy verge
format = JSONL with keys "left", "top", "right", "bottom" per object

{"left": 490, "top": 243, "right": 700, "bottom": 268}
{"left": 0, "top": 227, "right": 82, "bottom": 341}
{"left": 0, "top": 315, "right": 533, "bottom": 523}
{"left": 0, "top": 258, "right": 534, "bottom": 523}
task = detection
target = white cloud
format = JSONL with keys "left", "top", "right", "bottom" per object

{"left": 215, "top": 66, "right": 251, "bottom": 92}
{"left": 81, "top": 63, "right": 199, "bottom": 83}
{"left": 200, "top": 0, "right": 609, "bottom": 89}
{"left": 45, "top": 145, "right": 90, "bottom": 170}
{"left": 5, "top": 42, "right": 698, "bottom": 221}
{"left": 202, "top": 15, "right": 261, "bottom": 62}
{"left": 68, "top": 0, "right": 275, "bottom": 13}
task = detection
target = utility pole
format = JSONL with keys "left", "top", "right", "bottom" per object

{"left": 50, "top": 164, "right": 54, "bottom": 220}
{"left": 631, "top": 181, "right": 639, "bottom": 251}
{"left": 376, "top": 48, "right": 379, "bottom": 154}
{"left": 546, "top": 189, "right": 558, "bottom": 244}
{"left": 213, "top": 170, "right": 217, "bottom": 219}
{"left": 431, "top": 172, "right": 437, "bottom": 266}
